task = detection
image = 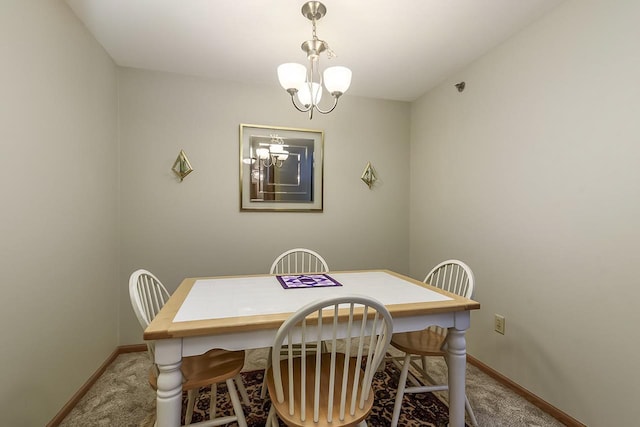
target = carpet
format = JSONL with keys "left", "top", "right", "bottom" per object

{"left": 181, "top": 360, "right": 468, "bottom": 427}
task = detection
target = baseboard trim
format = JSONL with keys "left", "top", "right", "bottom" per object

{"left": 46, "top": 344, "right": 147, "bottom": 427}
{"left": 467, "top": 355, "right": 586, "bottom": 427}
{"left": 118, "top": 343, "right": 148, "bottom": 353}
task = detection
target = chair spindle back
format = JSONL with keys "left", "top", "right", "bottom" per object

{"left": 129, "top": 269, "right": 171, "bottom": 362}
{"left": 424, "top": 260, "right": 475, "bottom": 338}
{"left": 270, "top": 295, "right": 393, "bottom": 424}
{"left": 270, "top": 248, "right": 329, "bottom": 275}
{"left": 424, "top": 259, "right": 475, "bottom": 299}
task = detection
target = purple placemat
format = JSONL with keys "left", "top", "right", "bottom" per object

{"left": 276, "top": 274, "right": 343, "bottom": 289}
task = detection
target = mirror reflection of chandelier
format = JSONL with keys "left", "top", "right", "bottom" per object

{"left": 277, "top": 1, "right": 352, "bottom": 119}
{"left": 256, "top": 134, "right": 290, "bottom": 168}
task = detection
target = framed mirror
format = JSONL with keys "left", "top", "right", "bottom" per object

{"left": 240, "top": 124, "right": 324, "bottom": 211}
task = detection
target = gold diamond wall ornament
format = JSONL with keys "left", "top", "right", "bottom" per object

{"left": 361, "top": 162, "right": 377, "bottom": 189}
{"left": 172, "top": 149, "right": 193, "bottom": 181}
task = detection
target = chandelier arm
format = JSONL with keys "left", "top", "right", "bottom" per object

{"left": 289, "top": 93, "right": 313, "bottom": 113}
{"left": 311, "top": 96, "right": 340, "bottom": 115}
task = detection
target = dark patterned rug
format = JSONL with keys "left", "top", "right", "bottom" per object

{"left": 183, "top": 360, "right": 468, "bottom": 426}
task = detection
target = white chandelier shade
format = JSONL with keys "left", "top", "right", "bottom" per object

{"left": 277, "top": 63, "right": 351, "bottom": 99}
{"left": 296, "top": 82, "right": 323, "bottom": 106}
{"left": 277, "top": 63, "right": 307, "bottom": 92}
{"left": 323, "top": 66, "right": 352, "bottom": 95}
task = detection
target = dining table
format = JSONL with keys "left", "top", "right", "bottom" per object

{"left": 144, "top": 269, "right": 480, "bottom": 427}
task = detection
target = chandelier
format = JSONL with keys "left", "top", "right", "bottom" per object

{"left": 277, "top": 1, "right": 352, "bottom": 119}
{"left": 255, "top": 134, "right": 290, "bottom": 168}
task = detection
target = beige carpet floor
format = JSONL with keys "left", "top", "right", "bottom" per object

{"left": 59, "top": 348, "right": 566, "bottom": 427}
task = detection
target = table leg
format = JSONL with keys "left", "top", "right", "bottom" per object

{"left": 446, "top": 328, "right": 466, "bottom": 427}
{"left": 155, "top": 339, "right": 183, "bottom": 427}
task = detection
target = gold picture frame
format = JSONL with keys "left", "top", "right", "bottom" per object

{"left": 239, "top": 124, "right": 324, "bottom": 212}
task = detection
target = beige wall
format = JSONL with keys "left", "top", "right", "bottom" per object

{"left": 409, "top": 1, "right": 640, "bottom": 425}
{"left": 0, "top": 1, "right": 118, "bottom": 425}
{"left": 117, "top": 68, "right": 411, "bottom": 344}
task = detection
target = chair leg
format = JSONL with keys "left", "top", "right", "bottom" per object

{"left": 226, "top": 378, "right": 247, "bottom": 427}
{"left": 266, "top": 405, "right": 277, "bottom": 427}
{"left": 389, "top": 353, "right": 404, "bottom": 371}
{"left": 260, "top": 350, "right": 273, "bottom": 399}
{"left": 391, "top": 353, "right": 412, "bottom": 427}
{"left": 405, "top": 356, "right": 424, "bottom": 388}
{"left": 465, "top": 394, "right": 478, "bottom": 427}
{"left": 210, "top": 383, "right": 217, "bottom": 420}
{"left": 420, "top": 355, "right": 429, "bottom": 380}
{"left": 185, "top": 389, "right": 196, "bottom": 425}
{"left": 235, "top": 374, "right": 250, "bottom": 405}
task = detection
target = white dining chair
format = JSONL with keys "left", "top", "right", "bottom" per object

{"left": 270, "top": 248, "right": 329, "bottom": 275}
{"left": 129, "top": 269, "right": 249, "bottom": 426}
{"left": 260, "top": 248, "right": 331, "bottom": 399}
{"left": 388, "top": 260, "right": 478, "bottom": 427}
{"left": 264, "top": 294, "right": 394, "bottom": 427}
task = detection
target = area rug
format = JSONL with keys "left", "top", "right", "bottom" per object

{"left": 181, "top": 360, "right": 468, "bottom": 427}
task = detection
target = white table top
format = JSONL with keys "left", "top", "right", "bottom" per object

{"left": 173, "top": 271, "right": 452, "bottom": 323}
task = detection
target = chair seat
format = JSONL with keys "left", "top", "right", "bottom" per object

{"left": 149, "top": 348, "right": 245, "bottom": 391}
{"left": 266, "top": 353, "right": 373, "bottom": 427}
{"left": 390, "top": 328, "right": 446, "bottom": 357}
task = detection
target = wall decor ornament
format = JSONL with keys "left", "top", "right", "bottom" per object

{"left": 172, "top": 149, "right": 193, "bottom": 181}
{"left": 361, "top": 162, "right": 377, "bottom": 189}
{"left": 240, "top": 124, "right": 324, "bottom": 212}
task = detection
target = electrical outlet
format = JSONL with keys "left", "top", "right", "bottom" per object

{"left": 494, "top": 314, "right": 505, "bottom": 334}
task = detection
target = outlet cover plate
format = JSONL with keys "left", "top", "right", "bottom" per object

{"left": 495, "top": 314, "right": 505, "bottom": 334}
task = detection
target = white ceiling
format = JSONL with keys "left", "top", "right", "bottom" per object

{"left": 65, "top": 0, "right": 564, "bottom": 102}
